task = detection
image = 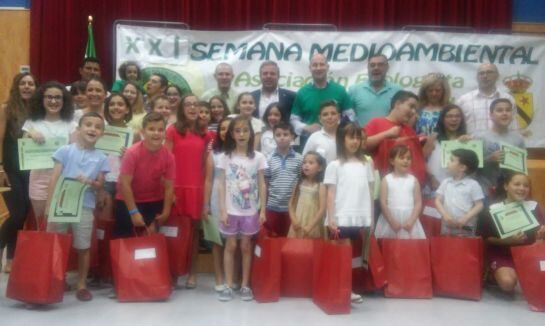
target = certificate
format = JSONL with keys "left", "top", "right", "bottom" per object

{"left": 489, "top": 202, "right": 540, "bottom": 239}
{"left": 95, "top": 125, "right": 133, "bottom": 156}
{"left": 18, "top": 137, "right": 67, "bottom": 170}
{"left": 48, "top": 177, "right": 89, "bottom": 223}
{"left": 441, "top": 140, "right": 484, "bottom": 168}
{"left": 500, "top": 143, "right": 527, "bottom": 174}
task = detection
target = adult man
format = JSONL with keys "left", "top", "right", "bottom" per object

{"left": 349, "top": 54, "right": 402, "bottom": 126}
{"left": 78, "top": 57, "right": 101, "bottom": 82}
{"left": 290, "top": 53, "right": 353, "bottom": 138}
{"left": 145, "top": 73, "right": 168, "bottom": 109}
{"left": 201, "top": 62, "right": 238, "bottom": 112}
{"left": 456, "top": 63, "right": 517, "bottom": 135}
{"left": 251, "top": 61, "right": 295, "bottom": 121}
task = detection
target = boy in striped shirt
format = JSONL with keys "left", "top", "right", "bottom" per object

{"left": 264, "top": 122, "right": 303, "bottom": 236}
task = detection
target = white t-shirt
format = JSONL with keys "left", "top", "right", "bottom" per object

{"left": 303, "top": 128, "right": 336, "bottom": 164}
{"left": 22, "top": 119, "right": 77, "bottom": 141}
{"left": 260, "top": 129, "right": 276, "bottom": 159}
{"left": 324, "top": 159, "right": 374, "bottom": 227}
{"left": 217, "top": 151, "right": 268, "bottom": 216}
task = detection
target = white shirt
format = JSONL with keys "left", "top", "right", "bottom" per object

{"left": 258, "top": 88, "right": 279, "bottom": 119}
{"left": 302, "top": 128, "right": 336, "bottom": 164}
{"left": 22, "top": 119, "right": 77, "bottom": 140}
{"left": 260, "top": 130, "right": 276, "bottom": 159}
{"left": 436, "top": 176, "right": 484, "bottom": 227}
{"left": 324, "top": 160, "right": 374, "bottom": 227}
{"left": 456, "top": 88, "right": 518, "bottom": 135}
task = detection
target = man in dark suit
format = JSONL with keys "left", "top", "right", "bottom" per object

{"left": 251, "top": 61, "right": 295, "bottom": 122}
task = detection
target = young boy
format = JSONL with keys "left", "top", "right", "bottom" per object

{"left": 264, "top": 122, "right": 303, "bottom": 237}
{"left": 302, "top": 100, "right": 340, "bottom": 164}
{"left": 476, "top": 98, "right": 525, "bottom": 197}
{"left": 435, "top": 149, "right": 484, "bottom": 236}
{"left": 115, "top": 112, "right": 175, "bottom": 237}
{"left": 364, "top": 90, "right": 426, "bottom": 185}
{"left": 45, "top": 112, "right": 110, "bottom": 302}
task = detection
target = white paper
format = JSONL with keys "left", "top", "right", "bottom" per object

{"left": 254, "top": 245, "right": 262, "bottom": 258}
{"left": 159, "top": 226, "right": 179, "bottom": 238}
{"left": 134, "top": 248, "right": 157, "bottom": 260}
{"left": 352, "top": 256, "right": 363, "bottom": 269}
{"left": 96, "top": 229, "right": 105, "bottom": 240}
{"left": 540, "top": 260, "right": 545, "bottom": 272}
{"left": 423, "top": 205, "right": 442, "bottom": 219}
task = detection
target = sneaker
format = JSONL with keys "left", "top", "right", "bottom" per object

{"left": 351, "top": 292, "right": 364, "bottom": 304}
{"left": 215, "top": 284, "right": 227, "bottom": 293}
{"left": 218, "top": 287, "right": 234, "bottom": 302}
{"left": 240, "top": 287, "right": 254, "bottom": 301}
{"left": 231, "top": 283, "right": 241, "bottom": 292}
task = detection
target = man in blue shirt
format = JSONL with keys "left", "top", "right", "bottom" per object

{"left": 349, "top": 54, "right": 402, "bottom": 126}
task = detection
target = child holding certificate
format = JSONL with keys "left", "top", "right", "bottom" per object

{"left": 24, "top": 81, "right": 77, "bottom": 225}
{"left": 435, "top": 149, "right": 484, "bottom": 236}
{"left": 45, "top": 112, "right": 110, "bottom": 301}
{"left": 475, "top": 98, "right": 525, "bottom": 197}
{"left": 115, "top": 112, "right": 174, "bottom": 237}
{"left": 480, "top": 171, "right": 545, "bottom": 294}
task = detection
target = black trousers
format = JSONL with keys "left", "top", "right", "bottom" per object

{"left": 0, "top": 169, "right": 30, "bottom": 259}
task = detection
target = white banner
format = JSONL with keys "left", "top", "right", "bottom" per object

{"left": 115, "top": 24, "right": 545, "bottom": 147}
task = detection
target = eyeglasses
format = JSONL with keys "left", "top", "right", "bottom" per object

{"left": 45, "top": 95, "right": 63, "bottom": 101}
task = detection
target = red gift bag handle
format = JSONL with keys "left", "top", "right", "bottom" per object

{"left": 132, "top": 226, "right": 151, "bottom": 237}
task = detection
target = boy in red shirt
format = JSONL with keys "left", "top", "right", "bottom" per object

{"left": 364, "top": 90, "right": 426, "bottom": 185}
{"left": 115, "top": 112, "right": 175, "bottom": 237}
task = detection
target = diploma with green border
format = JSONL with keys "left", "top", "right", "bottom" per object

{"left": 48, "top": 177, "right": 89, "bottom": 223}
{"left": 18, "top": 137, "right": 67, "bottom": 170}
{"left": 499, "top": 143, "right": 527, "bottom": 174}
{"left": 441, "top": 140, "right": 484, "bottom": 168}
{"left": 489, "top": 202, "right": 540, "bottom": 239}
{"left": 95, "top": 125, "right": 133, "bottom": 156}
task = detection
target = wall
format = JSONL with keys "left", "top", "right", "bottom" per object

{"left": 512, "top": 0, "right": 545, "bottom": 33}
{"left": 0, "top": 1, "right": 30, "bottom": 103}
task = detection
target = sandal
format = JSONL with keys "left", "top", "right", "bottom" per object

{"left": 76, "top": 288, "right": 93, "bottom": 302}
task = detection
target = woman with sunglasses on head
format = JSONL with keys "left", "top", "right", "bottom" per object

{"left": 416, "top": 73, "right": 452, "bottom": 137}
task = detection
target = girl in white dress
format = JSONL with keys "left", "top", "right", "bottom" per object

{"left": 375, "top": 144, "right": 426, "bottom": 239}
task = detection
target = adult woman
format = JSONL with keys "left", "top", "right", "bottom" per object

{"left": 122, "top": 81, "right": 146, "bottom": 135}
{"left": 416, "top": 73, "right": 451, "bottom": 136}
{"left": 165, "top": 94, "right": 213, "bottom": 288}
{"left": 166, "top": 85, "right": 183, "bottom": 125}
{"left": 0, "top": 72, "right": 37, "bottom": 272}
{"left": 73, "top": 77, "right": 107, "bottom": 122}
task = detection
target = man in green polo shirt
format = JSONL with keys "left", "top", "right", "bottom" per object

{"left": 349, "top": 54, "right": 402, "bottom": 126}
{"left": 290, "top": 53, "right": 353, "bottom": 141}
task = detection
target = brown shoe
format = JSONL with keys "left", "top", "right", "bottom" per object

{"left": 76, "top": 288, "right": 93, "bottom": 301}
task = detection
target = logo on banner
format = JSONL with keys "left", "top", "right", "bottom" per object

{"left": 504, "top": 74, "right": 533, "bottom": 129}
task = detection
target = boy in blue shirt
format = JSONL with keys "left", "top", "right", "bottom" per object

{"left": 45, "top": 112, "right": 109, "bottom": 302}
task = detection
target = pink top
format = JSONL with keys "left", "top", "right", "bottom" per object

{"left": 116, "top": 141, "right": 175, "bottom": 203}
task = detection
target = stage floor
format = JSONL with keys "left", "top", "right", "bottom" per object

{"left": 0, "top": 272, "right": 543, "bottom": 326}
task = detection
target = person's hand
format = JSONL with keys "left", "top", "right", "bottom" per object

{"left": 76, "top": 175, "right": 91, "bottom": 185}
{"left": 29, "top": 130, "right": 45, "bottom": 144}
{"left": 327, "top": 218, "right": 338, "bottom": 234}
{"left": 387, "top": 126, "right": 401, "bottom": 138}
{"left": 120, "top": 146, "right": 127, "bottom": 158}
{"left": 443, "top": 214, "right": 458, "bottom": 228}
{"left": 131, "top": 212, "right": 146, "bottom": 227}
{"left": 535, "top": 226, "right": 545, "bottom": 241}
{"left": 0, "top": 170, "right": 10, "bottom": 187}
{"left": 155, "top": 212, "right": 169, "bottom": 225}
{"left": 389, "top": 219, "right": 402, "bottom": 233}
{"left": 403, "top": 219, "right": 415, "bottom": 232}
{"left": 489, "top": 150, "right": 504, "bottom": 163}
{"left": 259, "top": 211, "right": 266, "bottom": 225}
{"left": 220, "top": 211, "right": 229, "bottom": 226}
{"left": 304, "top": 123, "right": 322, "bottom": 134}
{"left": 303, "top": 224, "right": 313, "bottom": 235}
{"left": 291, "top": 220, "right": 301, "bottom": 231}
{"left": 506, "top": 232, "right": 527, "bottom": 245}
{"left": 457, "top": 134, "right": 473, "bottom": 143}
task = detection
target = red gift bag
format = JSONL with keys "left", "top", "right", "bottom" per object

{"left": 430, "top": 236, "right": 483, "bottom": 300}
{"left": 313, "top": 239, "right": 352, "bottom": 315}
{"left": 511, "top": 243, "right": 545, "bottom": 312}
{"left": 280, "top": 238, "right": 317, "bottom": 297}
{"left": 382, "top": 239, "right": 432, "bottom": 298}
{"left": 95, "top": 219, "right": 115, "bottom": 279}
{"left": 352, "top": 233, "right": 387, "bottom": 293}
{"left": 251, "top": 232, "right": 282, "bottom": 303}
{"left": 159, "top": 213, "right": 193, "bottom": 276}
{"left": 6, "top": 230, "right": 72, "bottom": 304}
{"left": 420, "top": 198, "right": 442, "bottom": 238}
{"left": 110, "top": 232, "right": 172, "bottom": 302}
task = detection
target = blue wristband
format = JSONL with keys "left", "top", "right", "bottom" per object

{"left": 128, "top": 208, "right": 139, "bottom": 215}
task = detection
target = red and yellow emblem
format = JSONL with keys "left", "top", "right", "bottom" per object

{"left": 503, "top": 73, "right": 533, "bottom": 129}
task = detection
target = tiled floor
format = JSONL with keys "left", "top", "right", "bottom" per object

{"left": 0, "top": 272, "right": 543, "bottom": 326}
